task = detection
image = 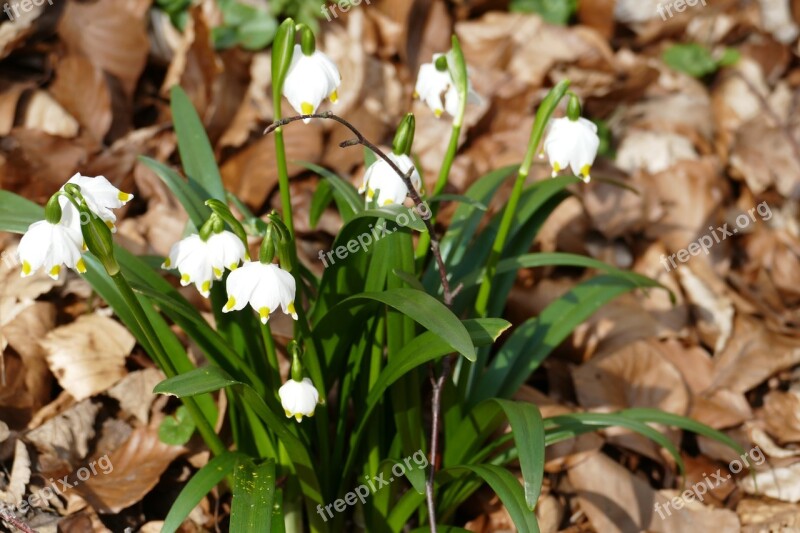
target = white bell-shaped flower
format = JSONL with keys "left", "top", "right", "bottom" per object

{"left": 414, "top": 54, "right": 480, "bottom": 118}
{"left": 359, "top": 153, "right": 422, "bottom": 206}
{"left": 60, "top": 174, "right": 133, "bottom": 233}
{"left": 17, "top": 220, "right": 86, "bottom": 280}
{"left": 163, "top": 231, "right": 247, "bottom": 298}
{"left": 542, "top": 117, "right": 600, "bottom": 183}
{"left": 278, "top": 377, "right": 320, "bottom": 422}
{"left": 283, "top": 44, "right": 341, "bottom": 123}
{"left": 223, "top": 261, "right": 297, "bottom": 323}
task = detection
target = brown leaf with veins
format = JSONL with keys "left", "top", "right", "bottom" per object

{"left": 58, "top": 0, "right": 149, "bottom": 97}
{"left": 49, "top": 55, "right": 113, "bottom": 141}
{"left": 75, "top": 427, "right": 185, "bottom": 514}
{"left": 41, "top": 313, "right": 133, "bottom": 402}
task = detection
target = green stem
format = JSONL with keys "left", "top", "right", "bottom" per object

{"left": 274, "top": 126, "right": 294, "bottom": 236}
{"left": 261, "top": 322, "right": 281, "bottom": 392}
{"left": 414, "top": 123, "right": 462, "bottom": 263}
{"left": 473, "top": 81, "right": 570, "bottom": 317}
{"left": 111, "top": 272, "right": 226, "bottom": 457}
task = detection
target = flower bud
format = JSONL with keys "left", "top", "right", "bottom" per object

{"left": 80, "top": 203, "right": 119, "bottom": 276}
{"left": 205, "top": 199, "right": 248, "bottom": 247}
{"left": 289, "top": 340, "right": 305, "bottom": 382}
{"left": 259, "top": 224, "right": 276, "bottom": 264}
{"left": 567, "top": 93, "right": 582, "bottom": 121}
{"left": 44, "top": 194, "right": 63, "bottom": 224}
{"left": 392, "top": 113, "right": 416, "bottom": 156}
{"left": 298, "top": 24, "right": 315, "bottom": 56}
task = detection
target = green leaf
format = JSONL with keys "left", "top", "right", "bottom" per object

{"left": 170, "top": 85, "right": 226, "bottom": 200}
{"left": 509, "top": 0, "right": 577, "bottom": 24}
{"left": 443, "top": 465, "right": 540, "bottom": 532}
{"left": 139, "top": 156, "right": 210, "bottom": 228}
{"left": 310, "top": 179, "right": 334, "bottom": 228}
{"left": 459, "top": 252, "right": 672, "bottom": 301}
{"left": 546, "top": 412, "right": 685, "bottom": 475}
{"left": 345, "top": 288, "right": 475, "bottom": 360}
{"left": 154, "top": 366, "right": 240, "bottom": 397}
{"left": 236, "top": 12, "right": 278, "bottom": 50}
{"left": 231, "top": 459, "right": 277, "bottom": 533}
{"left": 428, "top": 193, "right": 487, "bottom": 211}
{"left": 718, "top": 47, "right": 741, "bottom": 67}
{"left": 492, "top": 400, "right": 545, "bottom": 510}
{"left": 0, "top": 191, "right": 44, "bottom": 233}
{"left": 662, "top": 43, "right": 719, "bottom": 78}
{"left": 162, "top": 451, "right": 245, "bottom": 533}
{"left": 299, "top": 161, "right": 363, "bottom": 221}
{"left": 158, "top": 406, "right": 197, "bottom": 446}
{"left": 474, "top": 274, "right": 649, "bottom": 402}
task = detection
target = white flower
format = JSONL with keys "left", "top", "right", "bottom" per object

{"left": 283, "top": 44, "right": 341, "bottom": 123}
{"left": 163, "top": 231, "right": 247, "bottom": 297}
{"left": 359, "top": 153, "right": 422, "bottom": 206}
{"left": 60, "top": 173, "right": 134, "bottom": 233}
{"left": 223, "top": 261, "right": 297, "bottom": 323}
{"left": 542, "top": 117, "right": 600, "bottom": 183}
{"left": 414, "top": 54, "right": 480, "bottom": 118}
{"left": 17, "top": 220, "right": 86, "bottom": 280}
{"left": 278, "top": 377, "right": 319, "bottom": 422}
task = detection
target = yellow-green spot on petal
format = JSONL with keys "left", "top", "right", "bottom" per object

{"left": 105, "top": 220, "right": 115, "bottom": 230}
{"left": 287, "top": 302, "right": 296, "bottom": 315}
{"left": 163, "top": 258, "right": 171, "bottom": 268}
{"left": 229, "top": 263, "right": 238, "bottom": 271}
{"left": 367, "top": 188, "right": 375, "bottom": 200}
{"left": 213, "top": 267, "right": 223, "bottom": 278}
{"left": 580, "top": 164, "right": 591, "bottom": 177}
{"left": 434, "top": 109, "right": 443, "bottom": 118}
{"left": 181, "top": 273, "right": 191, "bottom": 283}
{"left": 49, "top": 265, "right": 61, "bottom": 278}
{"left": 118, "top": 191, "right": 132, "bottom": 202}
{"left": 201, "top": 280, "right": 211, "bottom": 294}
{"left": 21, "top": 261, "right": 31, "bottom": 276}
{"left": 225, "top": 296, "right": 236, "bottom": 311}
{"left": 259, "top": 307, "right": 271, "bottom": 322}
{"left": 284, "top": 410, "right": 292, "bottom": 418}
{"left": 329, "top": 90, "right": 338, "bottom": 103}
{"left": 76, "top": 259, "right": 86, "bottom": 274}
{"left": 294, "top": 414, "right": 303, "bottom": 422}
{"left": 553, "top": 162, "right": 561, "bottom": 172}
{"left": 383, "top": 199, "right": 393, "bottom": 206}
{"left": 412, "top": 90, "right": 419, "bottom": 99}
{"left": 301, "top": 102, "right": 314, "bottom": 115}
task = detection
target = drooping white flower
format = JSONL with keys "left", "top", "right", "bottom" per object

{"left": 60, "top": 174, "right": 134, "bottom": 233}
{"left": 414, "top": 54, "right": 480, "bottom": 118}
{"left": 283, "top": 44, "right": 341, "bottom": 123}
{"left": 222, "top": 261, "right": 297, "bottom": 323}
{"left": 359, "top": 153, "right": 422, "bottom": 206}
{"left": 17, "top": 220, "right": 86, "bottom": 280}
{"left": 542, "top": 117, "right": 600, "bottom": 183}
{"left": 278, "top": 377, "right": 319, "bottom": 422}
{"left": 163, "top": 231, "right": 247, "bottom": 298}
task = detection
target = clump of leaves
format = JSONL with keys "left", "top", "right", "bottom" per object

{"left": 662, "top": 43, "right": 740, "bottom": 78}
{"left": 509, "top": 0, "right": 578, "bottom": 25}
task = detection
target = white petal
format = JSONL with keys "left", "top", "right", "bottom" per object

{"left": 224, "top": 262, "right": 259, "bottom": 312}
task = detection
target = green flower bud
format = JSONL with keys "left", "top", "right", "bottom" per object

{"left": 289, "top": 341, "right": 304, "bottom": 382}
{"left": 567, "top": 93, "right": 582, "bottom": 121}
{"left": 298, "top": 23, "right": 316, "bottom": 56}
{"left": 205, "top": 199, "right": 249, "bottom": 247}
{"left": 44, "top": 194, "right": 63, "bottom": 224}
{"left": 434, "top": 55, "right": 448, "bottom": 72}
{"left": 391, "top": 113, "right": 416, "bottom": 156}
{"left": 259, "top": 224, "right": 276, "bottom": 264}
{"left": 80, "top": 203, "right": 119, "bottom": 276}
